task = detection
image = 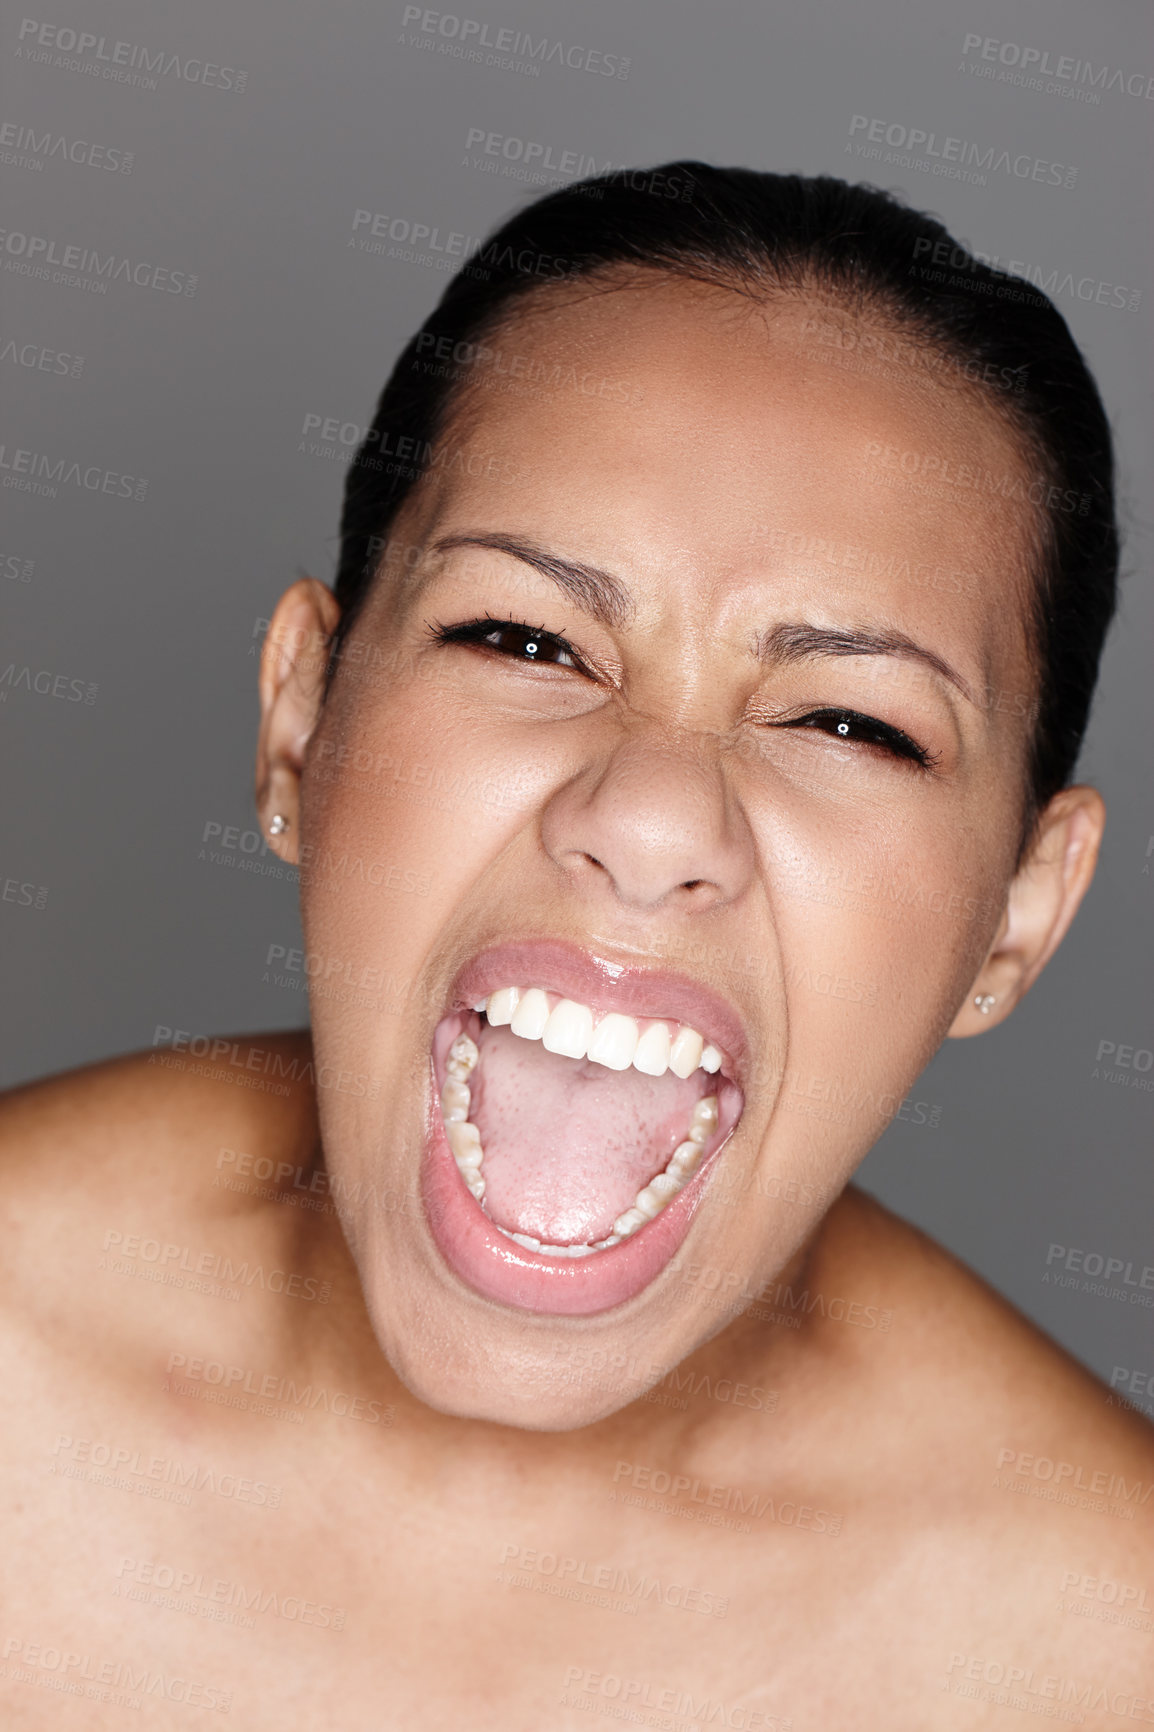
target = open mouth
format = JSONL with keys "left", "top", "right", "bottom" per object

{"left": 421, "top": 944, "right": 746, "bottom": 1312}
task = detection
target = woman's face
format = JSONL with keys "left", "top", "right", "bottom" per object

{"left": 291, "top": 278, "right": 1042, "bottom": 1428}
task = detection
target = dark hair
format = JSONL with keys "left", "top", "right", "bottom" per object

{"left": 332, "top": 162, "right": 1118, "bottom": 861}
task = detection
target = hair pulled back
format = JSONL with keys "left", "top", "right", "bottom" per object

{"left": 333, "top": 162, "right": 1119, "bottom": 855}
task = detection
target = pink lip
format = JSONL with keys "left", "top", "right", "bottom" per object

{"left": 451, "top": 938, "right": 750, "bottom": 1086}
{"left": 418, "top": 937, "right": 748, "bottom": 1316}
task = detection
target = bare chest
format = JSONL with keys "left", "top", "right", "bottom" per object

{"left": 2, "top": 1430, "right": 1100, "bottom": 1732}
{"left": 2, "top": 1363, "right": 1143, "bottom": 1730}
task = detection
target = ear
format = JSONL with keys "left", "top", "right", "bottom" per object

{"left": 254, "top": 579, "right": 341, "bottom": 864}
{"left": 947, "top": 785, "right": 1105, "bottom": 1038}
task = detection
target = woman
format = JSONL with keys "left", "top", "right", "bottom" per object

{"left": 2, "top": 166, "right": 1150, "bottom": 1725}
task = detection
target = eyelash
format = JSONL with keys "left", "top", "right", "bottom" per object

{"left": 427, "top": 614, "right": 588, "bottom": 671}
{"left": 427, "top": 616, "right": 936, "bottom": 769}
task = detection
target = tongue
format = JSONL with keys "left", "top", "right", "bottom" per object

{"left": 468, "top": 1020, "right": 706, "bottom": 1244}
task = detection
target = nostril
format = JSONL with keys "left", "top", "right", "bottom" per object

{"left": 679, "top": 878, "right": 726, "bottom": 911}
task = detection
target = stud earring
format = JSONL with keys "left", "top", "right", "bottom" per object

{"left": 974, "top": 994, "right": 996, "bottom": 1015}
{"left": 269, "top": 814, "right": 289, "bottom": 836}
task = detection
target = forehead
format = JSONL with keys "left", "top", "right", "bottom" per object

{"left": 395, "top": 276, "right": 1037, "bottom": 663}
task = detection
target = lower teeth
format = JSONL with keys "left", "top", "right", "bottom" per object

{"left": 439, "top": 1031, "right": 720, "bottom": 1255}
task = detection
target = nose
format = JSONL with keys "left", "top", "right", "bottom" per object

{"left": 539, "top": 726, "right": 754, "bottom": 915}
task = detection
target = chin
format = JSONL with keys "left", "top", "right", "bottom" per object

{"left": 319, "top": 932, "right": 805, "bottom": 1429}
{"left": 377, "top": 1325, "right": 656, "bottom": 1431}
{"left": 312, "top": 915, "right": 886, "bottom": 1428}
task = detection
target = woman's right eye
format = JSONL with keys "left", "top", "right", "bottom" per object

{"left": 430, "top": 617, "right": 582, "bottom": 668}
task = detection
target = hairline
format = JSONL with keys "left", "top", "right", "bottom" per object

{"left": 337, "top": 260, "right": 1056, "bottom": 863}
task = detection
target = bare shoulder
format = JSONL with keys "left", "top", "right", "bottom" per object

{"left": 811, "top": 1188, "right": 1154, "bottom": 1690}
{"left": 831, "top": 1184, "right": 1154, "bottom": 1472}
{"left": 0, "top": 1034, "right": 322, "bottom": 1327}
{"left": 0, "top": 1031, "right": 317, "bottom": 1184}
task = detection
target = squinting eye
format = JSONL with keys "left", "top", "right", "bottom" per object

{"left": 788, "top": 707, "right": 933, "bottom": 768}
{"left": 430, "top": 616, "right": 582, "bottom": 669}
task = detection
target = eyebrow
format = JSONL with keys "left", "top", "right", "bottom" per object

{"left": 756, "top": 621, "right": 979, "bottom": 707}
{"left": 431, "top": 530, "right": 976, "bottom": 706}
{"left": 431, "top": 531, "right": 634, "bottom": 628}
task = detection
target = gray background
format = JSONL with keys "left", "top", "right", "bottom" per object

{"left": 2, "top": 0, "right": 1151, "bottom": 1389}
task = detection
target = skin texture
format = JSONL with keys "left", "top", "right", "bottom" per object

{"left": 0, "top": 277, "right": 1149, "bottom": 1728}
{"left": 262, "top": 278, "right": 1102, "bottom": 1428}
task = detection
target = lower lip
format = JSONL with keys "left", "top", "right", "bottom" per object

{"left": 419, "top": 1078, "right": 721, "bottom": 1317}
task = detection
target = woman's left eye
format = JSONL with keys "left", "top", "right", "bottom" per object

{"left": 430, "top": 617, "right": 580, "bottom": 668}
{"left": 785, "top": 707, "right": 933, "bottom": 767}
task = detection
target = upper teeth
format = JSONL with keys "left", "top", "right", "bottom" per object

{"left": 479, "top": 986, "right": 723, "bottom": 1079}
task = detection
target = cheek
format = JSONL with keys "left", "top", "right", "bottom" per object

{"left": 746, "top": 775, "right": 1009, "bottom": 1106}
{"left": 299, "top": 676, "right": 561, "bottom": 982}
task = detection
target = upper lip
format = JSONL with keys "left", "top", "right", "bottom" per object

{"left": 449, "top": 937, "right": 750, "bottom": 1085}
